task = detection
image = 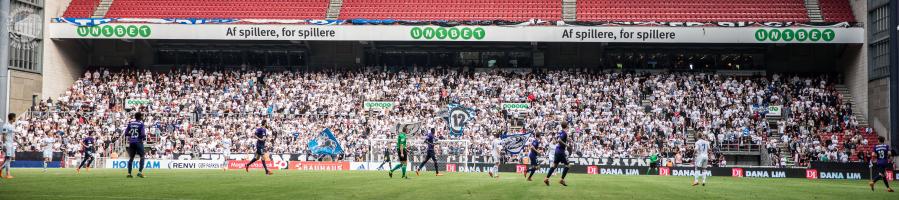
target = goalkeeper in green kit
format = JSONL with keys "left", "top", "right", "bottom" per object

{"left": 647, "top": 149, "right": 660, "bottom": 175}
{"left": 389, "top": 128, "right": 409, "bottom": 179}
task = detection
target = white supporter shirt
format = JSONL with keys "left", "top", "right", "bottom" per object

{"left": 221, "top": 138, "right": 232, "bottom": 152}
{"left": 43, "top": 137, "right": 56, "bottom": 152}
{"left": 492, "top": 138, "right": 503, "bottom": 158}
{"left": 695, "top": 139, "right": 710, "bottom": 159}
{"left": 2, "top": 123, "right": 15, "bottom": 156}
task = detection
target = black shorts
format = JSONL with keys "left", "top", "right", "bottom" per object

{"left": 650, "top": 162, "right": 659, "bottom": 168}
{"left": 398, "top": 150, "right": 408, "bottom": 162}
{"left": 127, "top": 143, "right": 145, "bottom": 157}
{"left": 255, "top": 144, "right": 266, "bottom": 156}
{"left": 83, "top": 150, "right": 95, "bottom": 157}
{"left": 529, "top": 154, "right": 539, "bottom": 166}
{"left": 425, "top": 151, "right": 435, "bottom": 159}
{"left": 552, "top": 152, "right": 569, "bottom": 166}
{"left": 874, "top": 163, "right": 890, "bottom": 174}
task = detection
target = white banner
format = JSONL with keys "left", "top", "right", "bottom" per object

{"left": 767, "top": 106, "right": 782, "bottom": 116}
{"left": 105, "top": 159, "right": 226, "bottom": 169}
{"left": 124, "top": 99, "right": 151, "bottom": 109}
{"left": 48, "top": 23, "right": 864, "bottom": 44}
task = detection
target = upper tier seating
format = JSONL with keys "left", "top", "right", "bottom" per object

{"left": 339, "top": 0, "right": 562, "bottom": 21}
{"left": 577, "top": 0, "right": 811, "bottom": 22}
{"left": 818, "top": 0, "right": 856, "bottom": 22}
{"left": 62, "top": 0, "right": 100, "bottom": 18}
{"left": 104, "top": 0, "right": 329, "bottom": 19}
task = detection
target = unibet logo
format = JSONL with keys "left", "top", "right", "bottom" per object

{"left": 755, "top": 29, "right": 835, "bottom": 42}
{"left": 411, "top": 27, "right": 485, "bottom": 40}
{"left": 77, "top": 25, "right": 151, "bottom": 38}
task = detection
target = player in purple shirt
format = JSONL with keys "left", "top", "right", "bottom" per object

{"left": 76, "top": 131, "right": 96, "bottom": 174}
{"left": 416, "top": 128, "right": 442, "bottom": 176}
{"left": 545, "top": 122, "right": 571, "bottom": 186}
{"left": 869, "top": 136, "right": 894, "bottom": 192}
{"left": 124, "top": 112, "right": 147, "bottom": 178}
{"left": 525, "top": 131, "right": 543, "bottom": 182}
{"left": 245, "top": 120, "right": 273, "bottom": 175}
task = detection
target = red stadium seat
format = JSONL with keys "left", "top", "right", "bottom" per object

{"left": 818, "top": 0, "right": 856, "bottom": 22}
{"left": 62, "top": 0, "right": 101, "bottom": 18}
{"left": 103, "top": 0, "right": 329, "bottom": 19}
{"left": 338, "top": 0, "right": 562, "bottom": 21}
{"left": 575, "top": 0, "right": 816, "bottom": 22}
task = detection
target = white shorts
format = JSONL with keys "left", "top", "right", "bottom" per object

{"left": 492, "top": 153, "right": 501, "bottom": 163}
{"left": 222, "top": 151, "right": 231, "bottom": 158}
{"left": 43, "top": 151, "right": 53, "bottom": 159}
{"left": 4, "top": 146, "right": 14, "bottom": 157}
{"left": 695, "top": 157, "right": 708, "bottom": 167}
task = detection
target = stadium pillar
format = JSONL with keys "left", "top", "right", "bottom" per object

{"left": 0, "top": 0, "right": 11, "bottom": 120}
{"left": 891, "top": 0, "right": 899, "bottom": 147}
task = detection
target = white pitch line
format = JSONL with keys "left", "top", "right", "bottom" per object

{"left": 21, "top": 194, "right": 197, "bottom": 200}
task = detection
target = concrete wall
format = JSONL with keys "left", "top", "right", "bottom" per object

{"left": 868, "top": 78, "right": 890, "bottom": 139}
{"left": 852, "top": 0, "right": 892, "bottom": 140}
{"left": 41, "top": 0, "right": 86, "bottom": 100}
{"left": 839, "top": 0, "right": 872, "bottom": 134}
{"left": 8, "top": 70, "right": 41, "bottom": 114}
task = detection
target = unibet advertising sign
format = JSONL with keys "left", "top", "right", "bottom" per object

{"left": 755, "top": 28, "right": 835, "bottom": 42}
{"left": 363, "top": 101, "right": 397, "bottom": 110}
{"left": 411, "top": 27, "right": 485, "bottom": 40}
{"left": 501, "top": 103, "right": 531, "bottom": 110}
{"left": 51, "top": 23, "right": 863, "bottom": 43}
{"left": 77, "top": 25, "right": 152, "bottom": 38}
{"left": 125, "top": 98, "right": 152, "bottom": 109}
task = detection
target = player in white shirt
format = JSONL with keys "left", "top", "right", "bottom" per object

{"left": 489, "top": 133, "right": 504, "bottom": 179}
{"left": 693, "top": 134, "right": 711, "bottom": 186}
{"left": 1, "top": 113, "right": 17, "bottom": 179}
{"left": 220, "top": 135, "right": 232, "bottom": 171}
{"left": 42, "top": 133, "right": 57, "bottom": 173}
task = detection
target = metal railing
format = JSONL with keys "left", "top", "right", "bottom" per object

{"left": 718, "top": 144, "right": 762, "bottom": 152}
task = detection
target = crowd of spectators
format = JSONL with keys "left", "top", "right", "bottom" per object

{"left": 10, "top": 67, "right": 873, "bottom": 166}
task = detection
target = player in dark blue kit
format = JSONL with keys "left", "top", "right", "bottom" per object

{"left": 545, "top": 122, "right": 571, "bottom": 186}
{"left": 416, "top": 128, "right": 442, "bottom": 176}
{"left": 245, "top": 120, "right": 273, "bottom": 175}
{"left": 525, "top": 132, "right": 542, "bottom": 181}
{"left": 76, "top": 131, "right": 96, "bottom": 174}
{"left": 124, "top": 112, "right": 147, "bottom": 178}
{"left": 868, "top": 136, "right": 894, "bottom": 192}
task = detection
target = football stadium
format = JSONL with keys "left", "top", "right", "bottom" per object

{"left": 0, "top": 0, "right": 897, "bottom": 199}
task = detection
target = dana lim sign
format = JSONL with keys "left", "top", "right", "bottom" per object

{"left": 49, "top": 23, "right": 865, "bottom": 44}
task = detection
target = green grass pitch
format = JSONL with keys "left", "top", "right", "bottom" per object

{"left": 0, "top": 169, "right": 895, "bottom": 200}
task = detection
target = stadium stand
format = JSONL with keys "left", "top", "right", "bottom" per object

{"left": 339, "top": 0, "right": 562, "bottom": 21}
{"left": 15, "top": 68, "right": 867, "bottom": 167}
{"left": 62, "top": 0, "right": 857, "bottom": 23}
{"left": 103, "top": 0, "right": 330, "bottom": 19}
{"left": 576, "top": 0, "right": 811, "bottom": 22}
{"left": 818, "top": 0, "right": 856, "bottom": 22}
{"left": 62, "top": 0, "right": 100, "bottom": 18}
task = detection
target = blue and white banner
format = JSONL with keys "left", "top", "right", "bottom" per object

{"left": 501, "top": 132, "right": 531, "bottom": 155}
{"left": 168, "top": 18, "right": 239, "bottom": 25}
{"left": 55, "top": 18, "right": 114, "bottom": 27}
{"left": 444, "top": 104, "right": 476, "bottom": 136}
{"left": 308, "top": 128, "right": 344, "bottom": 156}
